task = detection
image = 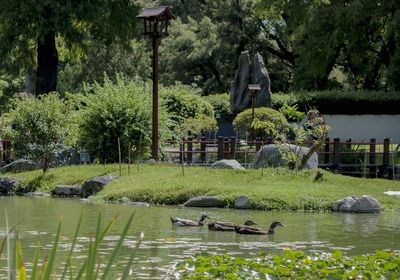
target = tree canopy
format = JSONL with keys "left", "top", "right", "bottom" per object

{"left": 0, "top": 0, "right": 139, "bottom": 94}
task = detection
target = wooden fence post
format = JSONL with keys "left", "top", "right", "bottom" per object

{"left": 324, "top": 137, "right": 330, "bottom": 164}
{"left": 333, "top": 138, "right": 340, "bottom": 168}
{"left": 230, "top": 137, "right": 236, "bottom": 159}
{"left": 187, "top": 136, "right": 193, "bottom": 163}
{"left": 217, "top": 136, "right": 224, "bottom": 160}
{"left": 369, "top": 138, "right": 376, "bottom": 176}
{"left": 224, "top": 137, "right": 229, "bottom": 158}
{"left": 383, "top": 138, "right": 390, "bottom": 177}
{"left": 200, "top": 136, "right": 206, "bottom": 163}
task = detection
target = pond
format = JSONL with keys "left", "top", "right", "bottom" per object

{"left": 1, "top": 196, "right": 399, "bottom": 279}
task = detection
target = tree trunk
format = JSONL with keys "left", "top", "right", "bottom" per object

{"left": 36, "top": 32, "right": 58, "bottom": 95}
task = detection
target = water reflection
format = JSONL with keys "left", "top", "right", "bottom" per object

{"left": 1, "top": 196, "right": 399, "bottom": 279}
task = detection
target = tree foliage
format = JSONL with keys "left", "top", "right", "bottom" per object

{"left": 7, "top": 93, "right": 72, "bottom": 173}
{"left": 0, "top": 0, "right": 139, "bottom": 94}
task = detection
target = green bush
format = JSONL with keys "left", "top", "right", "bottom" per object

{"left": 271, "top": 92, "right": 299, "bottom": 110}
{"left": 180, "top": 115, "right": 218, "bottom": 137}
{"left": 7, "top": 93, "right": 72, "bottom": 173}
{"left": 161, "top": 84, "right": 215, "bottom": 134}
{"left": 77, "top": 78, "right": 171, "bottom": 162}
{"left": 233, "top": 107, "right": 289, "bottom": 138}
{"left": 279, "top": 103, "right": 306, "bottom": 122}
{"left": 202, "top": 93, "right": 232, "bottom": 119}
{"left": 0, "top": 74, "right": 24, "bottom": 114}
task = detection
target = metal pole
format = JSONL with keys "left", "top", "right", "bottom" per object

{"left": 151, "top": 36, "right": 159, "bottom": 160}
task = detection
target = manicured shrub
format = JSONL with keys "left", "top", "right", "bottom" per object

{"left": 77, "top": 78, "right": 171, "bottom": 162}
{"left": 233, "top": 107, "right": 289, "bottom": 138}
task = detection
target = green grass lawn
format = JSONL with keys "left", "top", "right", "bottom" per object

{"left": 6, "top": 163, "right": 400, "bottom": 211}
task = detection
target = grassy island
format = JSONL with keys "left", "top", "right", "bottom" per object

{"left": 7, "top": 164, "right": 400, "bottom": 211}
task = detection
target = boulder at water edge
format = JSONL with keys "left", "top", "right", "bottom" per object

{"left": 332, "top": 195, "right": 382, "bottom": 213}
{"left": 0, "top": 177, "right": 19, "bottom": 194}
{"left": 183, "top": 196, "right": 222, "bottom": 207}
{"left": 211, "top": 159, "right": 245, "bottom": 170}
{"left": 251, "top": 144, "right": 318, "bottom": 169}
{"left": 81, "top": 175, "right": 118, "bottom": 198}
{"left": 234, "top": 196, "right": 251, "bottom": 209}
{"left": 53, "top": 184, "right": 82, "bottom": 197}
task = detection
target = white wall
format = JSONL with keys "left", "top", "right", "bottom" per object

{"left": 324, "top": 115, "right": 400, "bottom": 143}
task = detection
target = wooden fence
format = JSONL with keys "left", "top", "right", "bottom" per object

{"left": 165, "top": 137, "right": 399, "bottom": 178}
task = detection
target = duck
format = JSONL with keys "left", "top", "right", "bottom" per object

{"left": 208, "top": 219, "right": 257, "bottom": 232}
{"left": 235, "top": 221, "right": 285, "bottom": 235}
{"left": 170, "top": 213, "right": 209, "bottom": 226}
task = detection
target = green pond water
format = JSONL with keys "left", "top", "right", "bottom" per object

{"left": 1, "top": 196, "right": 399, "bottom": 279}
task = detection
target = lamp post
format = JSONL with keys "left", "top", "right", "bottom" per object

{"left": 137, "top": 6, "right": 174, "bottom": 160}
{"left": 248, "top": 84, "right": 261, "bottom": 140}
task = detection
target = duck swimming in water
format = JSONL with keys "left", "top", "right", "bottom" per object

{"left": 170, "top": 213, "right": 209, "bottom": 226}
{"left": 235, "top": 221, "right": 284, "bottom": 235}
{"left": 208, "top": 219, "right": 257, "bottom": 231}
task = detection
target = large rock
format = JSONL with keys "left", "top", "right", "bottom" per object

{"left": 234, "top": 196, "right": 251, "bottom": 209}
{"left": 0, "top": 177, "right": 19, "bottom": 194}
{"left": 332, "top": 195, "right": 381, "bottom": 213}
{"left": 0, "top": 159, "right": 38, "bottom": 173}
{"left": 182, "top": 196, "right": 222, "bottom": 207}
{"left": 230, "top": 51, "right": 272, "bottom": 114}
{"left": 251, "top": 144, "right": 318, "bottom": 169}
{"left": 53, "top": 184, "right": 82, "bottom": 197}
{"left": 211, "top": 159, "right": 245, "bottom": 170}
{"left": 81, "top": 175, "right": 118, "bottom": 198}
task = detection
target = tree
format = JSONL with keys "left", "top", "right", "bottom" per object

{"left": 0, "top": 0, "right": 139, "bottom": 95}
{"left": 7, "top": 93, "right": 72, "bottom": 173}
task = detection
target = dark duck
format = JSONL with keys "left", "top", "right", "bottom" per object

{"left": 170, "top": 213, "right": 209, "bottom": 227}
{"left": 208, "top": 220, "right": 257, "bottom": 232}
{"left": 235, "top": 221, "right": 284, "bottom": 235}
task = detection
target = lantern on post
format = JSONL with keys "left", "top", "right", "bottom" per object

{"left": 137, "top": 6, "right": 175, "bottom": 160}
{"left": 248, "top": 84, "right": 261, "bottom": 139}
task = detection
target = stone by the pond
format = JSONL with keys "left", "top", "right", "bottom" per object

{"left": 211, "top": 160, "right": 245, "bottom": 170}
{"left": 384, "top": 191, "right": 400, "bottom": 197}
{"left": 25, "top": 192, "right": 51, "bottom": 197}
{"left": 332, "top": 195, "right": 381, "bottom": 213}
{"left": 53, "top": 184, "right": 82, "bottom": 197}
{"left": 0, "top": 177, "right": 19, "bottom": 194}
{"left": 81, "top": 175, "right": 118, "bottom": 198}
{"left": 234, "top": 196, "right": 250, "bottom": 209}
{"left": 183, "top": 196, "right": 222, "bottom": 207}
{"left": 251, "top": 144, "right": 318, "bottom": 169}
{"left": 0, "top": 159, "right": 39, "bottom": 173}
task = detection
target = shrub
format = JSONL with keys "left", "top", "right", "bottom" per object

{"left": 7, "top": 93, "right": 72, "bottom": 173}
{"left": 160, "top": 84, "right": 215, "bottom": 135}
{"left": 271, "top": 92, "right": 299, "bottom": 110}
{"left": 77, "top": 78, "right": 171, "bottom": 162}
{"left": 180, "top": 115, "right": 218, "bottom": 137}
{"left": 278, "top": 104, "right": 306, "bottom": 122}
{"left": 233, "top": 107, "right": 289, "bottom": 138}
{"left": 202, "top": 93, "right": 232, "bottom": 119}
